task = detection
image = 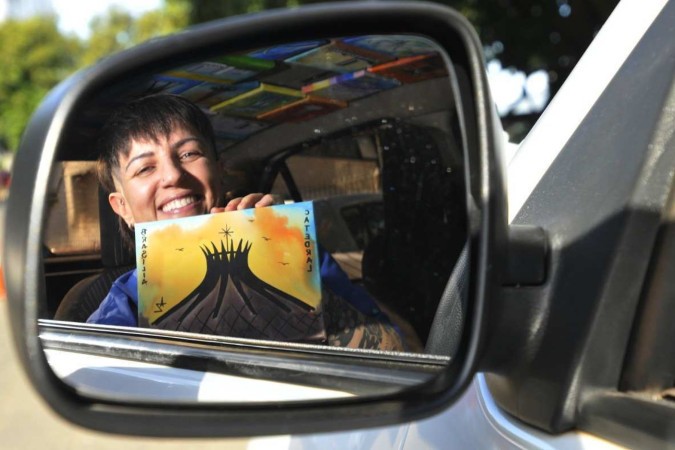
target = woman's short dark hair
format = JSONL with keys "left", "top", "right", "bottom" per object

{"left": 97, "top": 94, "right": 217, "bottom": 194}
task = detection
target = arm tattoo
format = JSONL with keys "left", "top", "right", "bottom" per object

{"left": 322, "top": 288, "right": 404, "bottom": 351}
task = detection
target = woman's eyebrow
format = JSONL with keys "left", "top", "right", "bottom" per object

{"left": 124, "top": 151, "right": 154, "bottom": 172}
{"left": 123, "top": 137, "right": 204, "bottom": 172}
{"left": 171, "top": 136, "right": 203, "bottom": 151}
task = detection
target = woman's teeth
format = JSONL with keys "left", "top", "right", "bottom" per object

{"left": 162, "top": 196, "right": 197, "bottom": 212}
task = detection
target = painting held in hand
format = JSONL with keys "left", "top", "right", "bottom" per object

{"left": 135, "top": 201, "right": 325, "bottom": 342}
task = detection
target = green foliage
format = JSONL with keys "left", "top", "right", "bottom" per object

{"left": 135, "top": 1, "right": 191, "bottom": 43}
{"left": 0, "top": 2, "right": 190, "bottom": 152}
{"left": 80, "top": 3, "right": 189, "bottom": 66}
{"left": 440, "top": 0, "right": 619, "bottom": 95}
{"left": 80, "top": 7, "right": 135, "bottom": 66}
{"left": 166, "top": 0, "right": 295, "bottom": 23}
{"left": 0, "top": 15, "right": 80, "bottom": 151}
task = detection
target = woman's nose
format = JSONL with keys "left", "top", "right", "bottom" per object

{"left": 159, "top": 158, "right": 183, "bottom": 186}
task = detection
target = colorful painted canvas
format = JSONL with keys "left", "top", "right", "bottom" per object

{"left": 302, "top": 70, "right": 399, "bottom": 101}
{"left": 287, "top": 41, "right": 391, "bottom": 73}
{"left": 258, "top": 63, "right": 338, "bottom": 90}
{"left": 209, "top": 83, "right": 304, "bottom": 117}
{"left": 257, "top": 96, "right": 347, "bottom": 123}
{"left": 341, "top": 35, "right": 440, "bottom": 58}
{"left": 248, "top": 40, "right": 329, "bottom": 60}
{"left": 180, "top": 81, "right": 260, "bottom": 108}
{"left": 169, "top": 56, "right": 275, "bottom": 84}
{"left": 143, "top": 75, "right": 202, "bottom": 95}
{"left": 368, "top": 53, "right": 447, "bottom": 84}
{"left": 208, "top": 114, "right": 270, "bottom": 140}
{"left": 135, "top": 202, "right": 325, "bottom": 342}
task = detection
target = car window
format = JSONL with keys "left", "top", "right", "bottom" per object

{"left": 44, "top": 161, "right": 100, "bottom": 256}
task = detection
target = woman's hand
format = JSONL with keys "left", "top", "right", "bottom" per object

{"left": 211, "top": 193, "right": 279, "bottom": 214}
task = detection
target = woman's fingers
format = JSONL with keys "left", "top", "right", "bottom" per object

{"left": 218, "top": 193, "right": 279, "bottom": 213}
{"left": 236, "top": 193, "right": 264, "bottom": 210}
{"left": 223, "top": 196, "right": 244, "bottom": 211}
{"left": 254, "top": 194, "right": 278, "bottom": 208}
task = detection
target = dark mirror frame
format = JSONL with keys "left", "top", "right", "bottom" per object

{"left": 4, "top": 1, "right": 506, "bottom": 437}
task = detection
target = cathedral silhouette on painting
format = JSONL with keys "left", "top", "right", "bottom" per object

{"left": 155, "top": 238, "right": 325, "bottom": 341}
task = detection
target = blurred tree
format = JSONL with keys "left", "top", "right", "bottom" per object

{"left": 449, "top": 0, "right": 619, "bottom": 138}
{"left": 135, "top": 0, "right": 191, "bottom": 43}
{"left": 0, "top": 3, "right": 191, "bottom": 152}
{"left": 80, "top": 2, "right": 190, "bottom": 66}
{"left": 0, "top": 16, "right": 80, "bottom": 151}
{"left": 442, "top": 0, "right": 621, "bottom": 140}
{"left": 165, "top": 0, "right": 292, "bottom": 22}
{"left": 80, "top": 7, "right": 136, "bottom": 66}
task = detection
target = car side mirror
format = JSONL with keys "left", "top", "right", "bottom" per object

{"left": 4, "top": 1, "right": 507, "bottom": 437}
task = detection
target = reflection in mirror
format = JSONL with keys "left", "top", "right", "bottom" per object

{"left": 41, "top": 34, "right": 468, "bottom": 403}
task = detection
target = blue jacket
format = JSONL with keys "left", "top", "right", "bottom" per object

{"left": 88, "top": 251, "right": 394, "bottom": 331}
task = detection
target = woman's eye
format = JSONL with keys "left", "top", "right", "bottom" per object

{"left": 135, "top": 165, "right": 154, "bottom": 176}
{"left": 180, "top": 150, "right": 203, "bottom": 160}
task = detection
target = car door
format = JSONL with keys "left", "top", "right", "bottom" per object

{"left": 479, "top": 0, "right": 675, "bottom": 448}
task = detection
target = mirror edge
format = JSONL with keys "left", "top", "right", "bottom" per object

{"left": 3, "top": 0, "right": 508, "bottom": 437}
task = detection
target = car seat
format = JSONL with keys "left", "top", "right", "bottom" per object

{"left": 361, "top": 121, "right": 467, "bottom": 347}
{"left": 424, "top": 242, "right": 469, "bottom": 357}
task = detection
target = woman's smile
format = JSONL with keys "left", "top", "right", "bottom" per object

{"left": 159, "top": 194, "right": 203, "bottom": 215}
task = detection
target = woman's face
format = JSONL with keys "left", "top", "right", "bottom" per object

{"left": 108, "top": 124, "right": 221, "bottom": 226}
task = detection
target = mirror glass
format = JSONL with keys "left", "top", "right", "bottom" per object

{"left": 40, "top": 33, "right": 469, "bottom": 403}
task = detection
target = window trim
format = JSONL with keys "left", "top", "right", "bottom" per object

{"left": 40, "top": 319, "right": 448, "bottom": 401}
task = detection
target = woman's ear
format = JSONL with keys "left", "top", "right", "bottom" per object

{"left": 109, "top": 192, "right": 134, "bottom": 228}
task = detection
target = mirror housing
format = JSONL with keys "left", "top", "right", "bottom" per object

{"left": 4, "top": 1, "right": 507, "bottom": 436}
